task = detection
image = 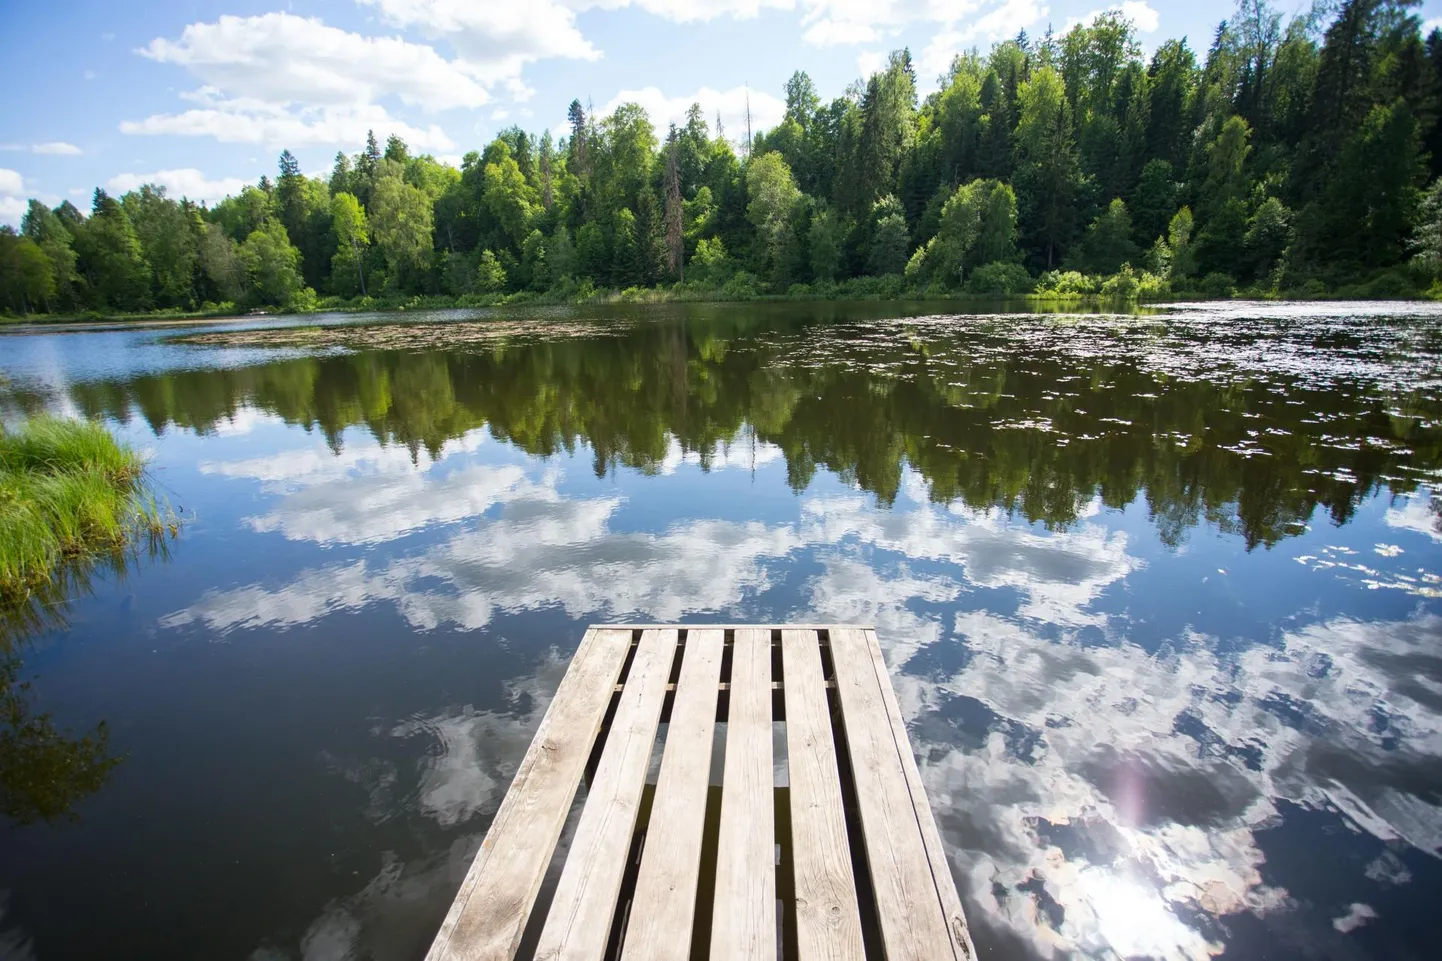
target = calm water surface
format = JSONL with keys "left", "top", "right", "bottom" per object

{"left": 1, "top": 301, "right": 1440, "bottom": 960}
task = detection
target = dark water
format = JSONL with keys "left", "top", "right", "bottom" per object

{"left": 1, "top": 301, "right": 1441, "bottom": 961}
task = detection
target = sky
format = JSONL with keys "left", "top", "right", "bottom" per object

{"left": 3, "top": 0, "right": 1442, "bottom": 226}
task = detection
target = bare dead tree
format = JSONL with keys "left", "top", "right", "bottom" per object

{"left": 664, "top": 132, "right": 685, "bottom": 282}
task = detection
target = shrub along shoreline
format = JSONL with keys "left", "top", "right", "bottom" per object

{"left": 4, "top": 267, "right": 1434, "bottom": 327}
{"left": 0, "top": 418, "right": 172, "bottom": 606}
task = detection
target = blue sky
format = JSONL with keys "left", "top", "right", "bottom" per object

{"left": 2, "top": 0, "right": 1441, "bottom": 225}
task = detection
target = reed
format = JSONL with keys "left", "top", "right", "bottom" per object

{"left": 0, "top": 417, "right": 169, "bottom": 604}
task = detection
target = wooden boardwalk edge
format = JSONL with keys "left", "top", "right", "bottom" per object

{"left": 425, "top": 624, "right": 973, "bottom": 961}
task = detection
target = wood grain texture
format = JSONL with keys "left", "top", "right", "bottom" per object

{"left": 829, "top": 627, "right": 963, "bottom": 961}
{"left": 426, "top": 628, "right": 634, "bottom": 961}
{"left": 619, "top": 630, "right": 725, "bottom": 961}
{"left": 781, "top": 630, "right": 864, "bottom": 961}
{"left": 709, "top": 628, "right": 777, "bottom": 961}
{"left": 857, "top": 629, "right": 975, "bottom": 959}
{"left": 533, "top": 629, "right": 678, "bottom": 961}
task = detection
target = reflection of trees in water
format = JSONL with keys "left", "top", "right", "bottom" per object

{"left": 0, "top": 541, "right": 167, "bottom": 825}
{"left": 68, "top": 314, "right": 1442, "bottom": 550}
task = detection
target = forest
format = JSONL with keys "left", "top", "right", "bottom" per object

{"left": 5, "top": 0, "right": 1442, "bottom": 316}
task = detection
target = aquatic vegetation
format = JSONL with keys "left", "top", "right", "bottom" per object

{"left": 0, "top": 417, "right": 171, "bottom": 605}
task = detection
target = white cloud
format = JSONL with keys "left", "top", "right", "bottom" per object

{"left": 1427, "top": 17, "right": 1442, "bottom": 35}
{"left": 920, "top": 0, "right": 1048, "bottom": 80}
{"left": 121, "top": 99, "right": 455, "bottom": 151}
{"left": 857, "top": 49, "right": 888, "bottom": 78}
{"left": 805, "top": 18, "right": 881, "bottom": 45}
{"left": 597, "top": 85, "right": 785, "bottom": 145}
{"left": 106, "top": 168, "right": 251, "bottom": 205}
{"left": 567, "top": 0, "right": 794, "bottom": 22}
{"left": 1, "top": 142, "right": 82, "bottom": 156}
{"left": 1066, "top": 1, "right": 1160, "bottom": 33}
{"left": 124, "top": 12, "right": 492, "bottom": 149}
{"left": 799, "top": 0, "right": 1046, "bottom": 53}
{"left": 0, "top": 169, "right": 24, "bottom": 227}
{"left": 138, "top": 13, "right": 490, "bottom": 110}
{"left": 32, "top": 141, "right": 81, "bottom": 156}
{"left": 358, "top": 0, "right": 600, "bottom": 84}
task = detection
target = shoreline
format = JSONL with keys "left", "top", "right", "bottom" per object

{"left": 3, "top": 289, "right": 1438, "bottom": 333}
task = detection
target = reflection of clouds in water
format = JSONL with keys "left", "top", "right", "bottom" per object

{"left": 656, "top": 434, "right": 785, "bottom": 475}
{"left": 0, "top": 891, "right": 36, "bottom": 961}
{"left": 198, "top": 430, "right": 487, "bottom": 492}
{"left": 248, "top": 848, "right": 473, "bottom": 961}
{"left": 899, "top": 609, "right": 1442, "bottom": 959}
{"left": 209, "top": 408, "right": 286, "bottom": 437}
{"left": 803, "top": 490, "right": 1139, "bottom": 628}
{"left": 391, "top": 653, "right": 569, "bottom": 828}
{"left": 249, "top": 656, "right": 571, "bottom": 961}
{"left": 163, "top": 439, "right": 1442, "bottom": 959}
{"left": 248, "top": 464, "right": 536, "bottom": 546}
{"left": 163, "top": 477, "right": 800, "bottom": 633}
{"left": 1385, "top": 489, "right": 1442, "bottom": 543}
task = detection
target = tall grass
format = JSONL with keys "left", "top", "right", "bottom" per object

{"left": 0, "top": 418, "right": 170, "bottom": 604}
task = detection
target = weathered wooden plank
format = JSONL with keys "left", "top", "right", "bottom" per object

{"left": 613, "top": 680, "right": 836, "bottom": 693}
{"left": 709, "top": 628, "right": 777, "bottom": 960}
{"left": 426, "top": 628, "right": 634, "bottom": 961}
{"left": 858, "top": 629, "right": 975, "bottom": 959}
{"left": 533, "top": 629, "right": 678, "bottom": 961}
{"left": 829, "top": 627, "right": 964, "bottom": 961}
{"left": 781, "top": 630, "right": 864, "bottom": 961}
{"left": 599, "top": 624, "right": 870, "bottom": 631}
{"left": 619, "top": 630, "right": 725, "bottom": 961}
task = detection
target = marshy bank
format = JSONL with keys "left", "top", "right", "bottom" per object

{"left": 0, "top": 417, "right": 175, "bottom": 609}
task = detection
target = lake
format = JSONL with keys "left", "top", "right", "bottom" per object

{"left": 1, "top": 300, "right": 1440, "bottom": 961}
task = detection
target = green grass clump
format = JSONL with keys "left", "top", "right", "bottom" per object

{"left": 0, "top": 418, "right": 167, "bottom": 603}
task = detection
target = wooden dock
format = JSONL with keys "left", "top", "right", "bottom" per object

{"left": 426, "top": 625, "right": 974, "bottom": 961}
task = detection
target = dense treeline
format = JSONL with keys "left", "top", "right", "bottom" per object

{"left": 7, "top": 0, "right": 1442, "bottom": 316}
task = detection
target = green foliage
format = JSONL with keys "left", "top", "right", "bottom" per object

{"left": 967, "top": 261, "right": 1034, "bottom": 294}
{"left": 808, "top": 203, "right": 844, "bottom": 282}
{"left": 1035, "top": 270, "right": 1100, "bottom": 295}
{"left": 908, "top": 178, "right": 1018, "bottom": 287}
{"left": 476, "top": 249, "right": 507, "bottom": 292}
{"left": 238, "top": 221, "right": 305, "bottom": 307}
{"left": 747, "top": 152, "right": 803, "bottom": 284}
{"left": 1131, "top": 159, "right": 1177, "bottom": 245}
{"left": 1070, "top": 199, "right": 1141, "bottom": 275}
{"left": 1198, "top": 271, "right": 1237, "bottom": 298}
{"left": 76, "top": 191, "right": 151, "bottom": 312}
{"left": 1411, "top": 177, "right": 1442, "bottom": 277}
{"left": 7, "top": 4, "right": 1442, "bottom": 314}
{"left": 1167, "top": 207, "right": 1197, "bottom": 280}
{"left": 370, "top": 168, "right": 434, "bottom": 288}
{"left": 0, "top": 418, "right": 161, "bottom": 600}
{"left": 691, "top": 236, "right": 734, "bottom": 286}
{"left": 867, "top": 201, "right": 910, "bottom": 275}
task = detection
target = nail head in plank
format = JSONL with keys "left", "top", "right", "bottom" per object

{"left": 781, "top": 630, "right": 864, "bottom": 961}
{"left": 829, "top": 627, "right": 964, "bottom": 961}
{"left": 620, "top": 629, "right": 725, "bottom": 961}
{"left": 426, "top": 628, "right": 635, "bottom": 961}
{"left": 709, "top": 628, "right": 777, "bottom": 960}
{"left": 534, "top": 629, "right": 679, "bottom": 961}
